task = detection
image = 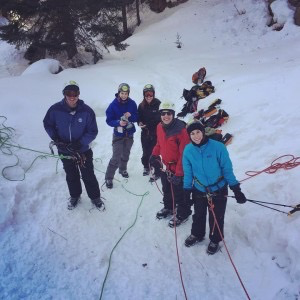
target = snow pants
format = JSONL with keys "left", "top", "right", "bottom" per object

{"left": 61, "top": 149, "right": 100, "bottom": 200}
{"left": 191, "top": 186, "right": 228, "bottom": 243}
{"left": 105, "top": 135, "right": 134, "bottom": 180}
{"left": 161, "top": 172, "right": 192, "bottom": 218}
{"left": 141, "top": 132, "right": 157, "bottom": 169}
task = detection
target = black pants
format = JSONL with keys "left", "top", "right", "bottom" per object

{"left": 60, "top": 149, "right": 100, "bottom": 200}
{"left": 161, "top": 172, "right": 191, "bottom": 218}
{"left": 141, "top": 133, "right": 157, "bottom": 169}
{"left": 191, "top": 186, "right": 228, "bottom": 243}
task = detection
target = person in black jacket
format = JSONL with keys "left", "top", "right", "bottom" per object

{"left": 138, "top": 84, "right": 161, "bottom": 179}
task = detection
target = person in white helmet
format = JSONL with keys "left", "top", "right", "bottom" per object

{"left": 149, "top": 101, "right": 192, "bottom": 227}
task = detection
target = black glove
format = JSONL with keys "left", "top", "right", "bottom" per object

{"left": 149, "top": 155, "right": 161, "bottom": 168}
{"left": 169, "top": 175, "right": 182, "bottom": 186}
{"left": 67, "top": 140, "right": 82, "bottom": 152}
{"left": 230, "top": 184, "right": 247, "bottom": 204}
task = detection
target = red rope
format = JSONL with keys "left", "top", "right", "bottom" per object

{"left": 170, "top": 183, "right": 188, "bottom": 300}
{"left": 207, "top": 195, "right": 251, "bottom": 300}
{"left": 240, "top": 154, "right": 300, "bottom": 183}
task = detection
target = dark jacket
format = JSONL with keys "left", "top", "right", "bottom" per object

{"left": 106, "top": 97, "right": 138, "bottom": 137}
{"left": 137, "top": 98, "right": 161, "bottom": 136}
{"left": 152, "top": 118, "right": 190, "bottom": 176}
{"left": 43, "top": 99, "right": 98, "bottom": 153}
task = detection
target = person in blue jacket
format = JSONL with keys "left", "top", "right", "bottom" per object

{"left": 182, "top": 120, "right": 247, "bottom": 254}
{"left": 104, "top": 83, "right": 138, "bottom": 189}
{"left": 43, "top": 81, "right": 103, "bottom": 210}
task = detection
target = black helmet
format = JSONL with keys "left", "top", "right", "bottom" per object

{"left": 143, "top": 84, "right": 155, "bottom": 96}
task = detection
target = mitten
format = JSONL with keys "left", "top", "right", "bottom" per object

{"left": 230, "top": 184, "right": 247, "bottom": 204}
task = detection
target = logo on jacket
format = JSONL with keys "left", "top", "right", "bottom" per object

{"left": 78, "top": 118, "right": 83, "bottom": 123}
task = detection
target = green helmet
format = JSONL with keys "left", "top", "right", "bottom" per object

{"left": 63, "top": 80, "right": 79, "bottom": 94}
{"left": 118, "top": 83, "right": 130, "bottom": 94}
{"left": 143, "top": 84, "right": 155, "bottom": 95}
{"left": 159, "top": 101, "right": 176, "bottom": 113}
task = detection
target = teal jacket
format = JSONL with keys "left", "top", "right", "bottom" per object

{"left": 182, "top": 139, "right": 239, "bottom": 192}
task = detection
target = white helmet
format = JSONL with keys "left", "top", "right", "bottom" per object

{"left": 159, "top": 101, "right": 176, "bottom": 113}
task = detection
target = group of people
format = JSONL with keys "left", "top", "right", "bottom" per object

{"left": 43, "top": 80, "right": 247, "bottom": 255}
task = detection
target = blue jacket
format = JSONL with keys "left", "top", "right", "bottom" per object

{"left": 106, "top": 97, "right": 138, "bottom": 137}
{"left": 182, "top": 139, "right": 239, "bottom": 192}
{"left": 43, "top": 99, "right": 98, "bottom": 154}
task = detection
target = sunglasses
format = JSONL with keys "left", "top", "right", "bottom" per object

{"left": 160, "top": 111, "right": 172, "bottom": 116}
{"left": 65, "top": 91, "right": 79, "bottom": 97}
{"left": 145, "top": 92, "right": 154, "bottom": 98}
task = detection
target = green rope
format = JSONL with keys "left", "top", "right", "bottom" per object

{"left": 0, "top": 116, "right": 72, "bottom": 181}
{"left": 99, "top": 188, "right": 149, "bottom": 300}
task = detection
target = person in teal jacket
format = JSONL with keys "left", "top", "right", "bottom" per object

{"left": 182, "top": 120, "right": 247, "bottom": 254}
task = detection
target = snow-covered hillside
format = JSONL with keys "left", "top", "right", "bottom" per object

{"left": 1, "top": 0, "right": 300, "bottom": 299}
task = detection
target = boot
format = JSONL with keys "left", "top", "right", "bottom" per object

{"left": 67, "top": 196, "right": 80, "bottom": 210}
{"left": 156, "top": 208, "right": 173, "bottom": 219}
{"left": 184, "top": 234, "right": 204, "bottom": 247}
{"left": 168, "top": 215, "right": 189, "bottom": 228}
{"left": 119, "top": 170, "right": 129, "bottom": 178}
{"left": 92, "top": 197, "right": 104, "bottom": 210}
{"left": 106, "top": 179, "right": 113, "bottom": 189}
{"left": 207, "top": 241, "right": 220, "bottom": 255}
{"left": 143, "top": 168, "right": 150, "bottom": 176}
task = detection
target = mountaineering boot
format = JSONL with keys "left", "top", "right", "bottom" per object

{"left": 143, "top": 168, "right": 150, "bottom": 176}
{"left": 92, "top": 197, "right": 104, "bottom": 210}
{"left": 156, "top": 208, "right": 173, "bottom": 219}
{"left": 120, "top": 170, "right": 129, "bottom": 178}
{"left": 207, "top": 241, "right": 220, "bottom": 255}
{"left": 149, "top": 174, "right": 160, "bottom": 183}
{"left": 67, "top": 196, "right": 80, "bottom": 210}
{"left": 184, "top": 234, "right": 204, "bottom": 247}
{"left": 168, "top": 215, "right": 189, "bottom": 228}
{"left": 106, "top": 179, "right": 113, "bottom": 189}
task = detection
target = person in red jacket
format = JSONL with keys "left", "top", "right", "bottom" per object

{"left": 150, "top": 101, "right": 192, "bottom": 227}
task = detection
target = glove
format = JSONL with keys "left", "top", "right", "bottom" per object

{"left": 67, "top": 140, "right": 82, "bottom": 152}
{"left": 149, "top": 155, "right": 160, "bottom": 168}
{"left": 230, "top": 184, "right": 247, "bottom": 204}
{"left": 72, "top": 152, "right": 86, "bottom": 168}
{"left": 169, "top": 175, "right": 182, "bottom": 186}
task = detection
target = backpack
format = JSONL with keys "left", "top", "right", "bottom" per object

{"left": 192, "top": 67, "right": 207, "bottom": 84}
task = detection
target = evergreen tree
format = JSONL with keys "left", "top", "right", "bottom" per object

{"left": 0, "top": 0, "right": 128, "bottom": 66}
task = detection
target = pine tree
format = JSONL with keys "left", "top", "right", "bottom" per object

{"left": 0, "top": 0, "right": 128, "bottom": 66}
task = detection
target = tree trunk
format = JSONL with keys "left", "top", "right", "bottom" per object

{"left": 122, "top": 4, "right": 129, "bottom": 38}
{"left": 136, "top": 0, "right": 141, "bottom": 26}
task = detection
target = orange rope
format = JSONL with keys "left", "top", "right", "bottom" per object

{"left": 240, "top": 154, "right": 300, "bottom": 183}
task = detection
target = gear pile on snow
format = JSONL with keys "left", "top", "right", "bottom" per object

{"left": 177, "top": 68, "right": 233, "bottom": 145}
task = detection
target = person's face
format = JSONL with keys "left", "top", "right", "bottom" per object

{"left": 144, "top": 91, "right": 154, "bottom": 104}
{"left": 160, "top": 110, "right": 173, "bottom": 125}
{"left": 190, "top": 129, "right": 203, "bottom": 144}
{"left": 119, "top": 91, "right": 129, "bottom": 101}
{"left": 65, "top": 91, "right": 79, "bottom": 108}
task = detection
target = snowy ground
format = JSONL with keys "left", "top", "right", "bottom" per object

{"left": 1, "top": 0, "right": 300, "bottom": 299}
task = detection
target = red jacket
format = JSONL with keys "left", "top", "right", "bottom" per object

{"left": 152, "top": 119, "right": 190, "bottom": 176}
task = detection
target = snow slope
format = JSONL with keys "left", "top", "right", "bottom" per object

{"left": 0, "top": 0, "right": 300, "bottom": 299}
